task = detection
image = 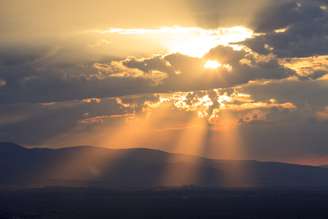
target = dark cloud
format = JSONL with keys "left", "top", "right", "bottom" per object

{"left": 253, "top": 0, "right": 326, "bottom": 32}
{"left": 239, "top": 78, "right": 328, "bottom": 109}
{"left": 0, "top": 44, "right": 159, "bottom": 104}
{"left": 246, "top": 0, "right": 328, "bottom": 57}
{"left": 122, "top": 56, "right": 176, "bottom": 75}
{"left": 123, "top": 46, "right": 294, "bottom": 93}
{"left": 0, "top": 44, "right": 294, "bottom": 104}
{"left": 240, "top": 115, "right": 328, "bottom": 161}
{"left": 0, "top": 68, "right": 157, "bottom": 104}
{"left": 0, "top": 97, "right": 133, "bottom": 144}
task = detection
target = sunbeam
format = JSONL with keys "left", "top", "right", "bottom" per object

{"left": 211, "top": 112, "right": 254, "bottom": 187}
{"left": 161, "top": 114, "right": 209, "bottom": 186}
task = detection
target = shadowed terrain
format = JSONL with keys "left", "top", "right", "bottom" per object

{"left": 1, "top": 187, "right": 328, "bottom": 219}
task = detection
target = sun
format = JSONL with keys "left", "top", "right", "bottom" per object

{"left": 204, "top": 60, "right": 222, "bottom": 69}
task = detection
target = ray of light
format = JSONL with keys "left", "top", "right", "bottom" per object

{"left": 160, "top": 114, "right": 209, "bottom": 186}
{"left": 101, "top": 104, "right": 172, "bottom": 148}
{"left": 38, "top": 104, "right": 173, "bottom": 186}
{"left": 39, "top": 146, "right": 126, "bottom": 187}
{"left": 210, "top": 112, "right": 254, "bottom": 187}
{"left": 39, "top": 91, "right": 261, "bottom": 187}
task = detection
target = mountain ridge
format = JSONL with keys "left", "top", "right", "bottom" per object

{"left": 1, "top": 142, "right": 328, "bottom": 188}
{"left": 2, "top": 142, "right": 323, "bottom": 168}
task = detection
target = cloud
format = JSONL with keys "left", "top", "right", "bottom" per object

{"left": 280, "top": 55, "right": 328, "bottom": 79}
{"left": 0, "top": 43, "right": 295, "bottom": 104}
{"left": 253, "top": 0, "right": 327, "bottom": 32}
{"left": 122, "top": 46, "right": 294, "bottom": 93}
{"left": 152, "top": 89, "right": 296, "bottom": 124}
{"left": 122, "top": 56, "right": 176, "bottom": 75}
{"left": 93, "top": 61, "right": 168, "bottom": 83}
{"left": 0, "top": 88, "right": 296, "bottom": 143}
{"left": 0, "top": 45, "right": 162, "bottom": 104}
{"left": 239, "top": 77, "right": 328, "bottom": 108}
{"left": 0, "top": 96, "right": 130, "bottom": 144}
{"left": 79, "top": 114, "right": 135, "bottom": 125}
{"left": 246, "top": 0, "right": 328, "bottom": 57}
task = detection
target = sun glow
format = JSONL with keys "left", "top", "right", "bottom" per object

{"left": 103, "top": 26, "right": 254, "bottom": 57}
{"left": 204, "top": 60, "right": 222, "bottom": 69}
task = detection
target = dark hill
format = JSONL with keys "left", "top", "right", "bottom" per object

{"left": 1, "top": 142, "right": 328, "bottom": 188}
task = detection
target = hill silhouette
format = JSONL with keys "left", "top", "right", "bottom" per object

{"left": 1, "top": 142, "right": 328, "bottom": 188}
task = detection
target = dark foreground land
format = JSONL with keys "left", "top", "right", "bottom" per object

{"left": 0, "top": 187, "right": 328, "bottom": 219}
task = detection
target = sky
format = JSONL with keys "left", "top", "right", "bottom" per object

{"left": 0, "top": 0, "right": 328, "bottom": 165}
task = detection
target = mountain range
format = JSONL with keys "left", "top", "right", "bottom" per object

{"left": 1, "top": 142, "right": 328, "bottom": 188}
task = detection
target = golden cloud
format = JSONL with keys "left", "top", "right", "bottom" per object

{"left": 280, "top": 55, "right": 328, "bottom": 78}
{"left": 144, "top": 89, "right": 296, "bottom": 124}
